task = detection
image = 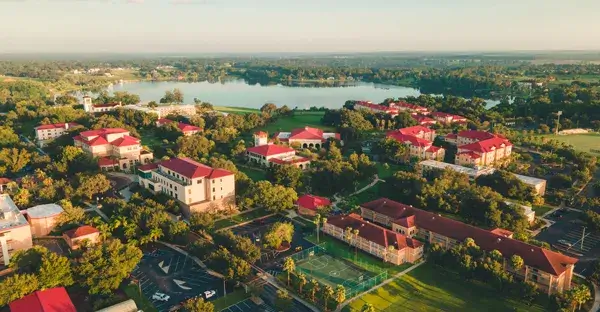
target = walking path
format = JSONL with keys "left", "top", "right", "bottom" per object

{"left": 331, "top": 174, "right": 382, "bottom": 209}
{"left": 83, "top": 203, "right": 110, "bottom": 222}
{"left": 254, "top": 265, "right": 320, "bottom": 312}
{"left": 336, "top": 261, "right": 426, "bottom": 312}
{"left": 574, "top": 273, "right": 600, "bottom": 312}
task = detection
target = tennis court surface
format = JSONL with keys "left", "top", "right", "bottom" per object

{"left": 296, "top": 254, "right": 375, "bottom": 288}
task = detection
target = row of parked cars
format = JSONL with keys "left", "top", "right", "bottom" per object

{"left": 152, "top": 290, "right": 217, "bottom": 302}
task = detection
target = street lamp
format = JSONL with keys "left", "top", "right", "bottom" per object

{"left": 555, "top": 111, "right": 562, "bottom": 135}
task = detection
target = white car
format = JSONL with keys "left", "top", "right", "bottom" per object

{"left": 558, "top": 239, "right": 572, "bottom": 247}
{"left": 152, "top": 292, "right": 170, "bottom": 301}
{"left": 203, "top": 290, "right": 217, "bottom": 299}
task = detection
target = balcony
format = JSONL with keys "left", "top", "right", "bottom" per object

{"left": 153, "top": 170, "right": 191, "bottom": 186}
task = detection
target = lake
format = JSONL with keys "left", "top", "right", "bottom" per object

{"left": 108, "top": 80, "right": 500, "bottom": 109}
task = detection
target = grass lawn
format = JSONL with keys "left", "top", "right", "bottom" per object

{"left": 123, "top": 284, "right": 157, "bottom": 312}
{"left": 214, "top": 208, "right": 273, "bottom": 229}
{"left": 375, "top": 162, "right": 409, "bottom": 180}
{"left": 238, "top": 166, "right": 267, "bottom": 181}
{"left": 541, "top": 133, "right": 600, "bottom": 155}
{"left": 214, "top": 106, "right": 260, "bottom": 115}
{"left": 212, "top": 289, "right": 251, "bottom": 311}
{"left": 533, "top": 205, "right": 555, "bottom": 216}
{"left": 345, "top": 263, "right": 554, "bottom": 312}
{"left": 261, "top": 111, "right": 335, "bottom": 133}
{"left": 304, "top": 233, "right": 412, "bottom": 275}
{"left": 139, "top": 129, "right": 165, "bottom": 147}
{"left": 349, "top": 182, "right": 382, "bottom": 204}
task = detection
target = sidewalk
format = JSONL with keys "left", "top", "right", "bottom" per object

{"left": 83, "top": 202, "right": 110, "bottom": 222}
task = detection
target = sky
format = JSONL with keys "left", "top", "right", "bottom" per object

{"left": 1, "top": 0, "right": 600, "bottom": 53}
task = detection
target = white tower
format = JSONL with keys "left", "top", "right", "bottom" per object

{"left": 254, "top": 131, "right": 268, "bottom": 146}
{"left": 82, "top": 96, "right": 93, "bottom": 112}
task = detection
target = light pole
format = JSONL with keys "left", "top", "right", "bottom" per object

{"left": 581, "top": 226, "right": 586, "bottom": 250}
{"left": 555, "top": 111, "right": 562, "bottom": 135}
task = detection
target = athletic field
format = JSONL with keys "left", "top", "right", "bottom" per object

{"left": 541, "top": 133, "right": 600, "bottom": 155}
{"left": 296, "top": 254, "right": 375, "bottom": 288}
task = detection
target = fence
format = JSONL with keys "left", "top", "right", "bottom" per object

{"left": 289, "top": 243, "right": 327, "bottom": 262}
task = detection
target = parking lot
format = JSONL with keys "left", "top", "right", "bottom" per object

{"left": 260, "top": 284, "right": 315, "bottom": 312}
{"left": 132, "top": 248, "right": 229, "bottom": 312}
{"left": 220, "top": 298, "right": 277, "bottom": 312}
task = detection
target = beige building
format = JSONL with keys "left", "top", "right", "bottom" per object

{"left": 63, "top": 225, "right": 100, "bottom": 250}
{"left": 25, "top": 203, "right": 64, "bottom": 237}
{"left": 74, "top": 128, "right": 153, "bottom": 171}
{"left": 35, "top": 122, "right": 81, "bottom": 147}
{"left": 454, "top": 130, "right": 513, "bottom": 167}
{"left": 246, "top": 132, "right": 311, "bottom": 169}
{"left": 273, "top": 126, "right": 340, "bottom": 149}
{"left": 323, "top": 213, "right": 423, "bottom": 265}
{"left": 360, "top": 198, "right": 577, "bottom": 295}
{"left": 386, "top": 126, "right": 445, "bottom": 161}
{"left": 0, "top": 194, "right": 33, "bottom": 265}
{"left": 138, "top": 157, "right": 235, "bottom": 217}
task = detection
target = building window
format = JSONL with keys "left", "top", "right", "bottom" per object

{"left": 212, "top": 188, "right": 215, "bottom": 192}
{"left": 213, "top": 195, "right": 216, "bottom": 200}
{"left": 197, "top": 180, "right": 202, "bottom": 184}
{"left": 188, "top": 189, "right": 191, "bottom": 194}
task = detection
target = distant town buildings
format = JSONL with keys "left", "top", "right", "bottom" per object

{"left": 156, "top": 118, "right": 202, "bottom": 136}
{"left": 431, "top": 112, "right": 468, "bottom": 124}
{"left": 411, "top": 114, "right": 437, "bottom": 126}
{"left": 81, "top": 96, "right": 197, "bottom": 118}
{"left": 386, "top": 126, "right": 445, "bottom": 161}
{"left": 246, "top": 132, "right": 311, "bottom": 169}
{"left": 137, "top": 157, "right": 235, "bottom": 217}
{"left": 359, "top": 198, "right": 576, "bottom": 294}
{"left": 73, "top": 128, "right": 153, "bottom": 171}
{"left": 35, "top": 122, "right": 81, "bottom": 147}
{"left": 0, "top": 194, "right": 33, "bottom": 265}
{"left": 273, "top": 126, "right": 340, "bottom": 149}
{"left": 354, "top": 101, "right": 430, "bottom": 117}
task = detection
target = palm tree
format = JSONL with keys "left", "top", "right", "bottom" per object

{"left": 298, "top": 273, "right": 307, "bottom": 294}
{"left": 361, "top": 303, "right": 376, "bottom": 312}
{"left": 309, "top": 279, "right": 320, "bottom": 302}
{"left": 283, "top": 257, "right": 295, "bottom": 286}
{"left": 334, "top": 285, "right": 346, "bottom": 310}
{"left": 323, "top": 285, "right": 334, "bottom": 311}
{"left": 383, "top": 245, "right": 396, "bottom": 263}
{"left": 344, "top": 227, "right": 353, "bottom": 246}
{"left": 510, "top": 254, "right": 524, "bottom": 271}
{"left": 352, "top": 229, "right": 360, "bottom": 261}
{"left": 314, "top": 214, "right": 321, "bottom": 243}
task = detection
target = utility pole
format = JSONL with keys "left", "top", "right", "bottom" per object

{"left": 581, "top": 226, "right": 586, "bottom": 250}
{"left": 555, "top": 111, "right": 562, "bottom": 135}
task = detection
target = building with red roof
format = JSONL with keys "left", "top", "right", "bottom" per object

{"left": 0, "top": 177, "right": 12, "bottom": 193}
{"left": 62, "top": 225, "right": 100, "bottom": 250}
{"left": 411, "top": 114, "right": 437, "bottom": 126}
{"left": 360, "top": 198, "right": 577, "bottom": 295}
{"left": 82, "top": 95, "right": 122, "bottom": 113}
{"left": 431, "top": 112, "right": 468, "bottom": 124}
{"left": 246, "top": 133, "right": 311, "bottom": 170}
{"left": 454, "top": 131, "right": 513, "bottom": 167}
{"left": 9, "top": 287, "right": 76, "bottom": 312}
{"left": 73, "top": 128, "right": 153, "bottom": 171}
{"left": 35, "top": 122, "right": 81, "bottom": 147}
{"left": 323, "top": 213, "right": 424, "bottom": 265}
{"left": 391, "top": 101, "right": 429, "bottom": 114}
{"left": 296, "top": 194, "right": 331, "bottom": 216}
{"left": 137, "top": 157, "right": 235, "bottom": 216}
{"left": 273, "top": 126, "right": 341, "bottom": 149}
{"left": 156, "top": 118, "right": 202, "bottom": 136}
{"left": 386, "top": 127, "right": 445, "bottom": 161}
{"left": 355, "top": 101, "right": 399, "bottom": 117}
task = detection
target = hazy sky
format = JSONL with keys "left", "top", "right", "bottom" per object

{"left": 1, "top": 0, "right": 599, "bottom": 53}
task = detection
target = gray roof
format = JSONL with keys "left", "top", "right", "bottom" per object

{"left": 0, "top": 194, "right": 29, "bottom": 230}
{"left": 26, "top": 203, "right": 64, "bottom": 219}
{"left": 95, "top": 299, "right": 138, "bottom": 312}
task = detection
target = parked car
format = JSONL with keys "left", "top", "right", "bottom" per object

{"left": 204, "top": 290, "right": 217, "bottom": 299}
{"left": 558, "top": 239, "right": 572, "bottom": 247}
{"left": 152, "top": 292, "right": 170, "bottom": 301}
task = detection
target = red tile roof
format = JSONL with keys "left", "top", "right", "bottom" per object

{"left": 457, "top": 130, "right": 497, "bottom": 142}
{"left": 110, "top": 135, "right": 140, "bottom": 147}
{"left": 445, "top": 133, "right": 458, "bottom": 139}
{"left": 297, "top": 194, "right": 331, "bottom": 211}
{"left": 138, "top": 163, "right": 159, "bottom": 171}
{"left": 177, "top": 122, "right": 202, "bottom": 133}
{"left": 397, "top": 125, "right": 434, "bottom": 137}
{"left": 456, "top": 151, "right": 481, "bottom": 159}
{"left": 426, "top": 146, "right": 443, "bottom": 153}
{"left": 35, "top": 122, "right": 80, "bottom": 130}
{"left": 355, "top": 101, "right": 399, "bottom": 113}
{"left": 246, "top": 144, "right": 295, "bottom": 156}
{"left": 64, "top": 225, "right": 99, "bottom": 239}
{"left": 327, "top": 213, "right": 422, "bottom": 250}
{"left": 269, "top": 157, "right": 311, "bottom": 165}
{"left": 386, "top": 132, "right": 432, "bottom": 147}
{"left": 9, "top": 287, "right": 76, "bottom": 312}
{"left": 0, "top": 177, "right": 12, "bottom": 185}
{"left": 411, "top": 115, "right": 437, "bottom": 125}
{"left": 361, "top": 198, "right": 578, "bottom": 276}
{"left": 491, "top": 228, "right": 514, "bottom": 238}
{"left": 98, "top": 157, "right": 118, "bottom": 167}
{"left": 289, "top": 127, "right": 325, "bottom": 141}
{"left": 431, "top": 112, "right": 467, "bottom": 122}
{"left": 159, "top": 157, "right": 233, "bottom": 179}
{"left": 156, "top": 118, "right": 174, "bottom": 126}
{"left": 254, "top": 131, "right": 268, "bottom": 137}
{"left": 93, "top": 102, "right": 120, "bottom": 108}
{"left": 459, "top": 137, "right": 513, "bottom": 153}
{"left": 392, "top": 101, "right": 429, "bottom": 112}
{"left": 87, "top": 135, "right": 109, "bottom": 146}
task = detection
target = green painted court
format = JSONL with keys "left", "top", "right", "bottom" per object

{"left": 296, "top": 254, "right": 376, "bottom": 289}
{"left": 541, "top": 133, "right": 600, "bottom": 155}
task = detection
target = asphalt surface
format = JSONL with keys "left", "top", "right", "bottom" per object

{"left": 132, "top": 249, "right": 231, "bottom": 312}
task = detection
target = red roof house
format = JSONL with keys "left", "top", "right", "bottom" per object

{"left": 246, "top": 144, "right": 295, "bottom": 157}
{"left": 159, "top": 157, "right": 234, "bottom": 179}
{"left": 35, "top": 122, "right": 80, "bottom": 131}
{"left": 297, "top": 194, "right": 331, "bottom": 216}
{"left": 9, "top": 287, "right": 76, "bottom": 312}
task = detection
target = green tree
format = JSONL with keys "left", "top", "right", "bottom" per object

{"left": 37, "top": 251, "right": 74, "bottom": 289}
{"left": 264, "top": 222, "right": 294, "bottom": 250}
{"left": 190, "top": 212, "right": 216, "bottom": 231}
{"left": 147, "top": 101, "right": 159, "bottom": 109}
{"left": 275, "top": 289, "right": 293, "bottom": 312}
{"left": 510, "top": 254, "right": 524, "bottom": 271}
{"left": 309, "top": 278, "right": 320, "bottom": 302}
{"left": 76, "top": 173, "right": 111, "bottom": 201}
{"left": 361, "top": 303, "right": 376, "bottom": 312}
{"left": 182, "top": 297, "right": 215, "bottom": 312}
{"left": 75, "top": 239, "right": 142, "bottom": 295}
{"left": 282, "top": 257, "right": 295, "bottom": 287}
{"left": 393, "top": 111, "right": 418, "bottom": 129}
{"left": 250, "top": 181, "right": 298, "bottom": 213}
{"left": 260, "top": 103, "right": 278, "bottom": 115}
{"left": 0, "top": 148, "right": 32, "bottom": 176}
{"left": 314, "top": 214, "right": 321, "bottom": 244}
{"left": 176, "top": 135, "right": 215, "bottom": 159}
{"left": 323, "top": 285, "right": 335, "bottom": 311}
{"left": 55, "top": 199, "right": 86, "bottom": 227}
{"left": 173, "top": 88, "right": 184, "bottom": 104}
{"left": 298, "top": 272, "right": 307, "bottom": 294}
{"left": 267, "top": 165, "right": 304, "bottom": 189}
{"left": 0, "top": 274, "right": 39, "bottom": 306}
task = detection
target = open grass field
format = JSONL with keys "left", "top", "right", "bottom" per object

{"left": 533, "top": 205, "right": 554, "bottom": 216}
{"left": 345, "top": 263, "right": 554, "bottom": 312}
{"left": 296, "top": 254, "right": 376, "bottom": 289}
{"left": 345, "top": 263, "right": 553, "bottom": 312}
{"left": 212, "top": 289, "right": 251, "bottom": 311}
{"left": 541, "top": 133, "right": 600, "bottom": 155}
{"left": 261, "top": 111, "right": 335, "bottom": 134}
{"left": 214, "top": 106, "right": 260, "bottom": 115}
{"left": 238, "top": 166, "right": 267, "bottom": 182}
{"left": 214, "top": 208, "right": 273, "bottom": 229}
